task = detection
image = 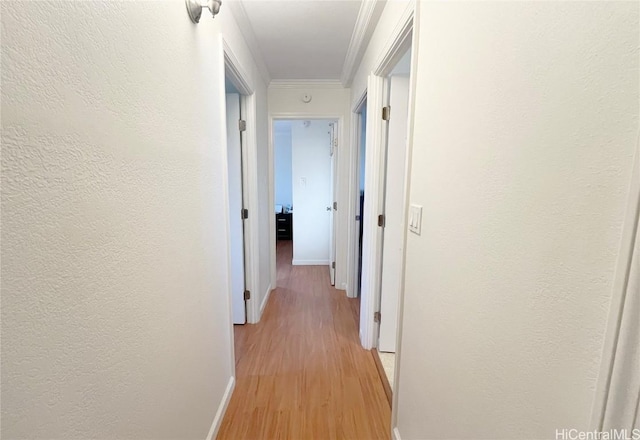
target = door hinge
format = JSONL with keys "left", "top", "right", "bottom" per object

{"left": 355, "top": 215, "right": 361, "bottom": 221}
{"left": 333, "top": 138, "right": 338, "bottom": 148}
{"left": 239, "top": 119, "right": 247, "bottom": 132}
{"left": 244, "top": 290, "right": 251, "bottom": 300}
{"left": 378, "top": 214, "right": 385, "bottom": 227}
{"left": 333, "top": 201, "right": 338, "bottom": 211}
{"left": 374, "top": 311, "right": 381, "bottom": 323}
{"left": 382, "top": 106, "right": 390, "bottom": 121}
{"left": 331, "top": 261, "right": 336, "bottom": 269}
{"left": 241, "top": 208, "right": 249, "bottom": 219}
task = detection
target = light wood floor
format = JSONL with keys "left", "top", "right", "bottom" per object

{"left": 217, "top": 240, "right": 391, "bottom": 440}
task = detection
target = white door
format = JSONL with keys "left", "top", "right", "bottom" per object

{"left": 378, "top": 75, "right": 410, "bottom": 352}
{"left": 329, "top": 122, "right": 337, "bottom": 285}
{"left": 226, "top": 93, "right": 246, "bottom": 324}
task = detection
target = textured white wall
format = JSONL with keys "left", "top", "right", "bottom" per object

{"left": 396, "top": 2, "right": 639, "bottom": 439}
{"left": 1, "top": 2, "right": 234, "bottom": 438}
{"left": 268, "top": 86, "right": 352, "bottom": 289}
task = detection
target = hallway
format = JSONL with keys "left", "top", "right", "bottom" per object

{"left": 217, "top": 241, "right": 391, "bottom": 439}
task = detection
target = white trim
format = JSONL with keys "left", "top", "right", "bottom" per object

{"left": 224, "top": 1, "right": 271, "bottom": 85}
{"left": 205, "top": 376, "right": 235, "bottom": 440}
{"left": 269, "top": 79, "right": 344, "bottom": 89}
{"left": 346, "top": 90, "right": 368, "bottom": 299}
{"left": 591, "top": 132, "right": 640, "bottom": 430}
{"left": 340, "top": 0, "right": 386, "bottom": 87}
{"left": 218, "top": 31, "right": 238, "bottom": 388}
{"left": 391, "top": 3, "right": 420, "bottom": 430}
{"left": 260, "top": 283, "right": 272, "bottom": 316}
{"left": 223, "top": 39, "right": 261, "bottom": 325}
{"left": 359, "top": 73, "right": 385, "bottom": 350}
{"left": 392, "top": 427, "right": 402, "bottom": 440}
{"left": 223, "top": 40, "right": 253, "bottom": 95}
{"left": 269, "top": 113, "right": 345, "bottom": 293}
{"left": 356, "top": 0, "right": 415, "bottom": 353}
{"left": 292, "top": 259, "right": 330, "bottom": 266}
{"left": 373, "top": 1, "right": 414, "bottom": 77}
{"left": 243, "top": 93, "right": 261, "bottom": 324}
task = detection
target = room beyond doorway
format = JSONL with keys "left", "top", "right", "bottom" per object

{"left": 273, "top": 119, "right": 338, "bottom": 285}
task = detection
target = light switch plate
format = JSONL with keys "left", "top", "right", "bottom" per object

{"left": 409, "top": 204, "right": 422, "bottom": 235}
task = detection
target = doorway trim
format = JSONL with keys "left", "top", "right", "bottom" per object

{"left": 223, "top": 40, "right": 261, "bottom": 325}
{"left": 347, "top": 90, "right": 368, "bottom": 300}
{"left": 355, "top": 1, "right": 414, "bottom": 351}
{"left": 268, "top": 114, "right": 344, "bottom": 293}
{"left": 590, "top": 134, "right": 640, "bottom": 431}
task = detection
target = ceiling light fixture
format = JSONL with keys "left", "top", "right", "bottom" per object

{"left": 186, "top": 0, "right": 222, "bottom": 23}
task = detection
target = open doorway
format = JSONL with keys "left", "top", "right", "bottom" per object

{"left": 353, "top": 20, "right": 415, "bottom": 413}
{"left": 225, "top": 70, "right": 249, "bottom": 325}
{"left": 356, "top": 101, "right": 368, "bottom": 299}
{"left": 375, "top": 44, "right": 412, "bottom": 401}
{"left": 272, "top": 119, "right": 338, "bottom": 284}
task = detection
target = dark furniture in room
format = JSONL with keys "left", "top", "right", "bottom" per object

{"left": 276, "top": 212, "right": 293, "bottom": 240}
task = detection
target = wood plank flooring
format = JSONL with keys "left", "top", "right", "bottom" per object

{"left": 217, "top": 240, "right": 391, "bottom": 440}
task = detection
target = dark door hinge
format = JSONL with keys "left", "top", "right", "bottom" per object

{"left": 333, "top": 201, "right": 338, "bottom": 211}
{"left": 244, "top": 290, "right": 251, "bottom": 300}
{"left": 378, "top": 214, "right": 385, "bottom": 227}
{"left": 239, "top": 119, "right": 247, "bottom": 132}
{"left": 374, "top": 311, "right": 381, "bottom": 323}
{"left": 242, "top": 208, "right": 249, "bottom": 219}
{"left": 331, "top": 261, "right": 336, "bottom": 269}
{"left": 382, "top": 106, "right": 390, "bottom": 121}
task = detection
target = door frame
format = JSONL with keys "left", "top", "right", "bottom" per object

{"left": 268, "top": 114, "right": 343, "bottom": 291}
{"left": 347, "top": 91, "right": 368, "bottom": 300}
{"left": 590, "top": 134, "right": 640, "bottom": 431}
{"left": 223, "top": 41, "right": 261, "bottom": 326}
{"left": 354, "top": 2, "right": 414, "bottom": 351}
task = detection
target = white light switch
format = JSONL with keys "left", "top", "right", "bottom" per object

{"left": 409, "top": 204, "right": 422, "bottom": 235}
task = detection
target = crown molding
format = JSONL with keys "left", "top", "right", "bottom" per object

{"left": 268, "top": 79, "right": 345, "bottom": 90}
{"left": 225, "top": 0, "right": 272, "bottom": 86}
{"left": 340, "top": 0, "right": 387, "bottom": 87}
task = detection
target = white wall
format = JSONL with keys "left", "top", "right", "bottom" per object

{"left": 396, "top": 2, "right": 639, "bottom": 439}
{"left": 274, "top": 121, "right": 293, "bottom": 208}
{"left": 1, "top": 2, "right": 235, "bottom": 439}
{"left": 291, "top": 120, "right": 334, "bottom": 265}
{"left": 219, "top": 7, "right": 272, "bottom": 321}
{"left": 268, "top": 85, "right": 352, "bottom": 289}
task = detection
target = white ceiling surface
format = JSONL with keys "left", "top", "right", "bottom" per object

{"left": 240, "top": 0, "right": 363, "bottom": 80}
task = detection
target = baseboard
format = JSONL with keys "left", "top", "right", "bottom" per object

{"left": 291, "top": 259, "right": 329, "bottom": 266}
{"left": 259, "top": 283, "right": 272, "bottom": 317}
{"left": 392, "top": 427, "right": 402, "bottom": 440}
{"left": 371, "top": 349, "right": 392, "bottom": 407}
{"left": 205, "top": 376, "right": 235, "bottom": 440}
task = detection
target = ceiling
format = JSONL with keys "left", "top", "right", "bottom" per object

{"left": 239, "top": 0, "right": 364, "bottom": 81}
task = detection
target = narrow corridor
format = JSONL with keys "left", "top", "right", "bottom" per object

{"left": 217, "top": 241, "right": 391, "bottom": 439}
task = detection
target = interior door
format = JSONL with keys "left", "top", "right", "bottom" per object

{"left": 329, "top": 122, "right": 337, "bottom": 285}
{"left": 378, "top": 75, "right": 410, "bottom": 352}
{"left": 226, "top": 93, "right": 246, "bottom": 324}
